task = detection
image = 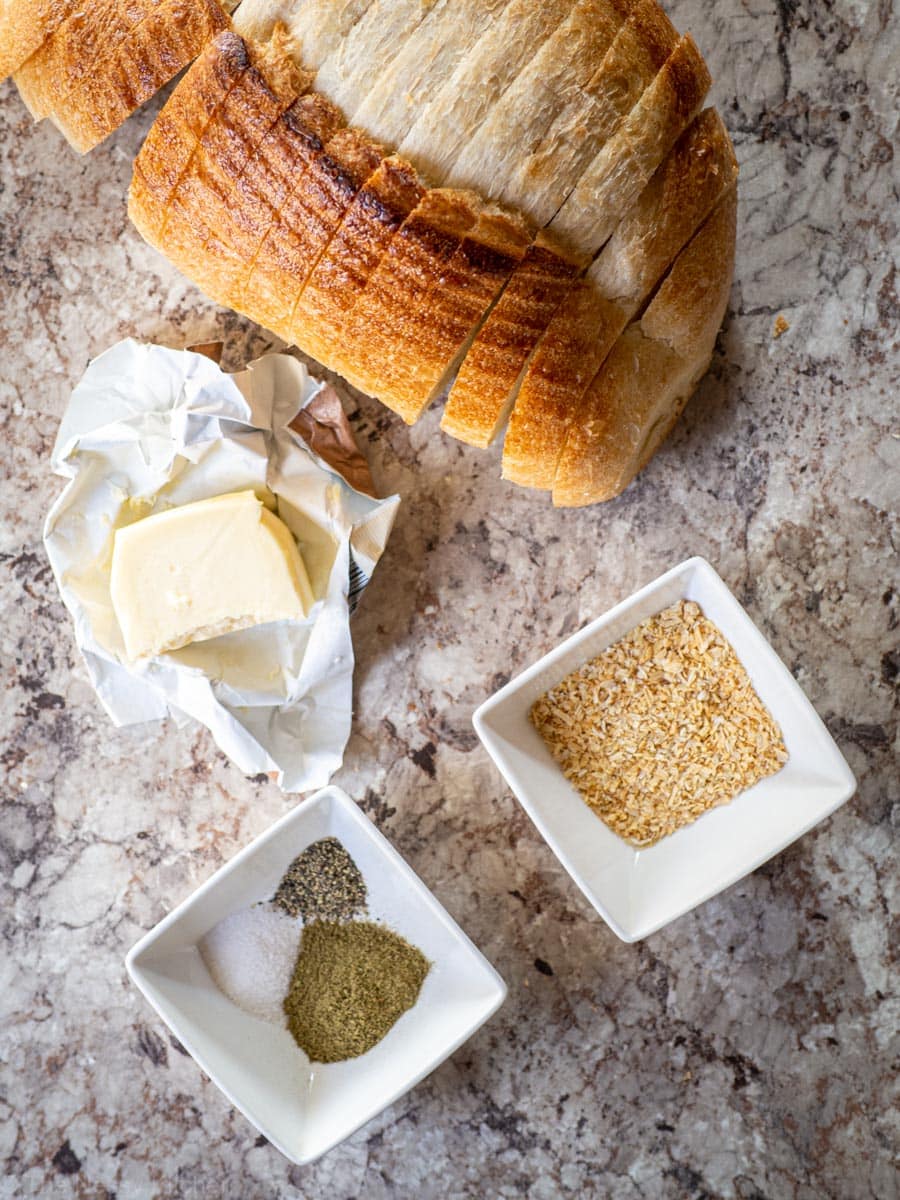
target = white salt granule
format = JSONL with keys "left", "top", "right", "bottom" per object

{"left": 199, "top": 902, "right": 302, "bottom": 1025}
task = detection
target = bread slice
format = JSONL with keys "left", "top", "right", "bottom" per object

{"left": 14, "top": 0, "right": 229, "bottom": 152}
{"left": 348, "top": 0, "right": 510, "bottom": 150}
{"left": 448, "top": 0, "right": 629, "bottom": 202}
{"left": 310, "top": 0, "right": 439, "bottom": 119}
{"left": 355, "top": 202, "right": 533, "bottom": 422}
{"left": 223, "top": 91, "right": 346, "bottom": 309}
{"left": 549, "top": 33, "right": 710, "bottom": 255}
{"left": 287, "top": 156, "right": 425, "bottom": 367}
{"left": 242, "top": 123, "right": 385, "bottom": 337}
{"left": 440, "top": 234, "right": 583, "bottom": 447}
{"left": 332, "top": 188, "right": 486, "bottom": 419}
{"left": 282, "top": 0, "right": 378, "bottom": 73}
{"left": 15, "top": 0, "right": 145, "bottom": 121}
{"left": 150, "top": 35, "right": 312, "bottom": 303}
{"left": 501, "top": 0, "right": 676, "bottom": 225}
{"left": 130, "top": 31, "right": 255, "bottom": 246}
{"left": 502, "top": 107, "right": 737, "bottom": 488}
{"left": 397, "top": 0, "right": 575, "bottom": 185}
{"left": 0, "top": 1, "right": 82, "bottom": 81}
{"left": 552, "top": 186, "right": 736, "bottom": 505}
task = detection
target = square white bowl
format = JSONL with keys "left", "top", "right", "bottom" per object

{"left": 125, "top": 785, "right": 506, "bottom": 1165}
{"left": 473, "top": 556, "right": 856, "bottom": 944}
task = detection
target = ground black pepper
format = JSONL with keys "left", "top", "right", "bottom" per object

{"left": 272, "top": 837, "right": 367, "bottom": 922}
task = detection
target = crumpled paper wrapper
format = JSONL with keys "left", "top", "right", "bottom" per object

{"left": 43, "top": 339, "right": 399, "bottom": 792}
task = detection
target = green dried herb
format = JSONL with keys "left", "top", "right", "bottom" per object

{"left": 273, "top": 837, "right": 366, "bottom": 922}
{"left": 284, "top": 921, "right": 430, "bottom": 1063}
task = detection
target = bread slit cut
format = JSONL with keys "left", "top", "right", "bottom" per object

{"left": 130, "top": 32, "right": 256, "bottom": 246}
{"left": 348, "top": 0, "right": 511, "bottom": 151}
{"left": 502, "top": 107, "right": 737, "bottom": 488}
{"left": 310, "top": 0, "right": 440, "bottom": 120}
{"left": 440, "top": 234, "right": 584, "bottom": 447}
{"left": 500, "top": 0, "right": 677, "bottom": 225}
{"left": 397, "top": 0, "right": 575, "bottom": 186}
{"left": 548, "top": 33, "right": 711, "bottom": 255}
{"left": 552, "top": 187, "right": 737, "bottom": 506}
{"left": 150, "top": 39, "right": 313, "bottom": 304}
{"left": 0, "top": 1, "right": 83, "bottom": 82}
{"left": 330, "top": 188, "right": 485, "bottom": 419}
{"left": 287, "top": 156, "right": 425, "bottom": 368}
{"left": 447, "top": 0, "right": 629, "bottom": 203}
{"left": 241, "top": 123, "right": 385, "bottom": 338}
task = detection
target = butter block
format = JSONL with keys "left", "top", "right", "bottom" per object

{"left": 110, "top": 491, "right": 314, "bottom": 660}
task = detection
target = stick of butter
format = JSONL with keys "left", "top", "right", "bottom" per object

{"left": 110, "top": 491, "right": 314, "bottom": 660}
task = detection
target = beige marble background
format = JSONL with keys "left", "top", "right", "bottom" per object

{"left": 0, "top": 0, "right": 898, "bottom": 1195}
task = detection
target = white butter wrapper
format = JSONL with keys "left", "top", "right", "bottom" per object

{"left": 43, "top": 339, "right": 399, "bottom": 792}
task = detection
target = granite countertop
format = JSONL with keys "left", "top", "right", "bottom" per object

{"left": 1, "top": 0, "right": 897, "bottom": 1195}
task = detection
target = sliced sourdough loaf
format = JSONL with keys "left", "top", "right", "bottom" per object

{"left": 397, "top": 0, "right": 575, "bottom": 185}
{"left": 14, "top": 0, "right": 229, "bottom": 152}
{"left": 440, "top": 235, "right": 584, "bottom": 447}
{"left": 347, "top": 0, "right": 510, "bottom": 150}
{"left": 501, "top": 107, "right": 737, "bottom": 488}
{"left": 552, "top": 186, "right": 737, "bottom": 505}
{"left": 447, "top": 0, "right": 629, "bottom": 200}
{"left": 288, "top": 157, "right": 426, "bottom": 366}
{"left": 548, "top": 33, "right": 710, "bottom": 254}
{"left": 503, "top": 0, "right": 676, "bottom": 225}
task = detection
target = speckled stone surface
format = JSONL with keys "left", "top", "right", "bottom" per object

{"left": 1, "top": 0, "right": 898, "bottom": 1195}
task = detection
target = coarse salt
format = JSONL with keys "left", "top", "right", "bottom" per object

{"left": 199, "top": 903, "right": 302, "bottom": 1026}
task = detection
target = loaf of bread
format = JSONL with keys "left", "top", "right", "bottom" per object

{"left": 6, "top": 0, "right": 738, "bottom": 505}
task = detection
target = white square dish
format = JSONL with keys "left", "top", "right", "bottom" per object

{"left": 473, "top": 556, "right": 856, "bottom": 943}
{"left": 125, "top": 786, "right": 506, "bottom": 1165}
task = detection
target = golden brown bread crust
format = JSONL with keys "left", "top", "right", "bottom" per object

{"left": 552, "top": 187, "right": 737, "bottom": 506}
{"left": 440, "top": 234, "right": 584, "bottom": 447}
{"left": 15, "top": 0, "right": 229, "bottom": 153}
{"left": 549, "top": 33, "right": 711, "bottom": 255}
{"left": 501, "top": 108, "right": 737, "bottom": 489}
{"left": 588, "top": 108, "right": 737, "bottom": 305}
{"left": 229, "top": 92, "right": 348, "bottom": 311}
{"left": 332, "top": 188, "right": 485, "bottom": 421}
{"left": 244, "top": 123, "right": 385, "bottom": 338}
{"left": 0, "top": 1, "right": 82, "bottom": 81}
{"left": 15, "top": 0, "right": 140, "bottom": 120}
{"left": 352, "top": 203, "right": 533, "bottom": 422}
{"left": 150, "top": 35, "right": 310, "bottom": 304}
{"left": 129, "top": 31, "right": 254, "bottom": 245}
{"left": 290, "top": 158, "right": 426, "bottom": 368}
{"left": 502, "top": 283, "right": 626, "bottom": 488}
